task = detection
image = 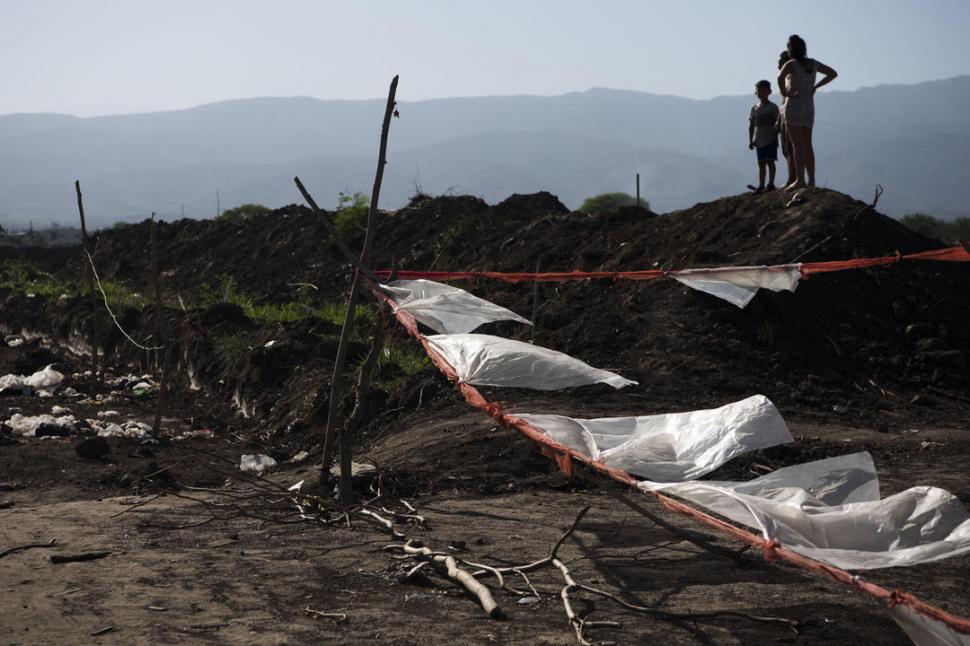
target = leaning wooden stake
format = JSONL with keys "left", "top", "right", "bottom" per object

{"left": 75, "top": 181, "right": 100, "bottom": 379}
{"left": 321, "top": 75, "right": 399, "bottom": 503}
{"left": 149, "top": 215, "right": 172, "bottom": 435}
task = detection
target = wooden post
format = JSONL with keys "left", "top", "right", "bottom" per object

{"left": 75, "top": 181, "right": 100, "bottom": 379}
{"left": 322, "top": 75, "right": 399, "bottom": 504}
{"left": 149, "top": 214, "right": 172, "bottom": 435}
{"left": 635, "top": 173, "right": 640, "bottom": 207}
{"left": 530, "top": 260, "right": 539, "bottom": 344}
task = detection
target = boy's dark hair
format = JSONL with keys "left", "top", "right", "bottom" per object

{"left": 778, "top": 50, "right": 790, "bottom": 69}
{"left": 756, "top": 80, "right": 771, "bottom": 90}
{"left": 788, "top": 34, "right": 807, "bottom": 61}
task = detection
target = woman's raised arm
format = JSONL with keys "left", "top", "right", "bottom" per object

{"left": 814, "top": 61, "right": 838, "bottom": 93}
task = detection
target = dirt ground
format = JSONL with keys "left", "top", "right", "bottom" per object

{"left": 3, "top": 399, "right": 970, "bottom": 645}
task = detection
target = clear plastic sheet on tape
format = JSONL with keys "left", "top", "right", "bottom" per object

{"left": 670, "top": 265, "right": 802, "bottom": 308}
{"left": 890, "top": 604, "right": 970, "bottom": 646}
{"left": 382, "top": 279, "right": 532, "bottom": 334}
{"left": 641, "top": 452, "right": 970, "bottom": 570}
{"left": 424, "top": 333, "right": 636, "bottom": 391}
{"left": 518, "top": 395, "right": 792, "bottom": 481}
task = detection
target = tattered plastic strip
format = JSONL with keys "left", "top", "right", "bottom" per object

{"left": 669, "top": 265, "right": 802, "bottom": 308}
{"left": 642, "top": 452, "right": 970, "bottom": 571}
{"left": 371, "top": 285, "right": 970, "bottom": 643}
{"left": 374, "top": 245, "right": 970, "bottom": 283}
{"left": 381, "top": 279, "right": 532, "bottom": 334}
{"left": 518, "top": 394, "right": 792, "bottom": 481}
{"left": 424, "top": 333, "right": 636, "bottom": 391}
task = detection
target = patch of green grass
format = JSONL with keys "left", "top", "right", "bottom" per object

{"left": 318, "top": 301, "right": 377, "bottom": 328}
{"left": 378, "top": 337, "right": 429, "bottom": 389}
{"left": 100, "top": 280, "right": 147, "bottom": 310}
{"left": 213, "top": 333, "right": 252, "bottom": 372}
{"left": 0, "top": 259, "right": 75, "bottom": 299}
{"left": 200, "top": 276, "right": 377, "bottom": 327}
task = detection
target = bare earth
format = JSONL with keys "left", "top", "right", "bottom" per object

{"left": 3, "top": 415, "right": 969, "bottom": 646}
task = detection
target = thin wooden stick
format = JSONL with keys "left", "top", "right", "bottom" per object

{"left": 0, "top": 538, "right": 56, "bottom": 559}
{"left": 294, "top": 178, "right": 382, "bottom": 286}
{"left": 149, "top": 215, "right": 172, "bottom": 435}
{"left": 323, "top": 75, "right": 399, "bottom": 503}
{"left": 75, "top": 181, "right": 100, "bottom": 378}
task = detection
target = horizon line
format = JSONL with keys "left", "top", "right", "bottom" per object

{"left": 2, "top": 73, "right": 968, "bottom": 120}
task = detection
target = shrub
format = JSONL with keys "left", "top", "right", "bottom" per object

{"left": 217, "top": 203, "right": 271, "bottom": 223}
{"left": 333, "top": 192, "right": 370, "bottom": 240}
{"left": 579, "top": 192, "right": 649, "bottom": 214}
{"left": 900, "top": 213, "right": 970, "bottom": 244}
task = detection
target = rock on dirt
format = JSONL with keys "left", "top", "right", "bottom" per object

{"left": 75, "top": 436, "right": 111, "bottom": 459}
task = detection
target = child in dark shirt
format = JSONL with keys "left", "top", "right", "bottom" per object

{"left": 748, "top": 80, "right": 780, "bottom": 193}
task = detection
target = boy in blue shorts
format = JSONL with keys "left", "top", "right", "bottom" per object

{"left": 748, "top": 80, "right": 780, "bottom": 193}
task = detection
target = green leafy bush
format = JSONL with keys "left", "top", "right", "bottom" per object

{"left": 900, "top": 214, "right": 970, "bottom": 244}
{"left": 333, "top": 192, "right": 370, "bottom": 240}
{"left": 217, "top": 203, "right": 271, "bottom": 223}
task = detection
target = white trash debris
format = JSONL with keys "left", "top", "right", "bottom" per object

{"left": 26, "top": 365, "right": 65, "bottom": 389}
{"left": 91, "top": 419, "right": 150, "bottom": 439}
{"left": 0, "top": 374, "right": 27, "bottom": 391}
{"left": 96, "top": 422, "right": 127, "bottom": 438}
{"left": 290, "top": 450, "right": 310, "bottom": 463}
{"left": 240, "top": 454, "right": 277, "bottom": 474}
{"left": 6, "top": 413, "right": 77, "bottom": 437}
{"left": 51, "top": 405, "right": 72, "bottom": 416}
{"left": 123, "top": 421, "right": 154, "bottom": 437}
{"left": 4, "top": 336, "right": 24, "bottom": 347}
{"left": 173, "top": 429, "right": 214, "bottom": 441}
{"left": 97, "top": 410, "right": 121, "bottom": 419}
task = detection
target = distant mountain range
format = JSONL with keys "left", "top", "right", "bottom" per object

{"left": 2, "top": 76, "right": 969, "bottom": 228}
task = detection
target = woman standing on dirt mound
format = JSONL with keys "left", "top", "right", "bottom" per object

{"left": 778, "top": 34, "right": 837, "bottom": 191}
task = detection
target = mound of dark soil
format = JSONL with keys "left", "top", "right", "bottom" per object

{"left": 3, "top": 188, "right": 968, "bottom": 453}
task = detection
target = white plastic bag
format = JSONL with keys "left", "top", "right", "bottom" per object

{"left": 383, "top": 280, "right": 532, "bottom": 334}
{"left": 519, "top": 395, "right": 792, "bottom": 481}
{"left": 670, "top": 265, "right": 801, "bottom": 308}
{"left": 240, "top": 454, "right": 277, "bottom": 474}
{"left": 26, "top": 364, "right": 65, "bottom": 389}
{"left": 643, "top": 452, "right": 970, "bottom": 570}
{"left": 425, "top": 334, "right": 636, "bottom": 390}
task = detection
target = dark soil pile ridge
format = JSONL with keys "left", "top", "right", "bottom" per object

{"left": 3, "top": 188, "right": 968, "bottom": 447}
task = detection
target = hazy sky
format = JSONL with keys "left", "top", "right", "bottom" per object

{"left": 2, "top": 0, "right": 969, "bottom": 116}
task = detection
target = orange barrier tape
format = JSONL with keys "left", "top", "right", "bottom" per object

{"left": 375, "top": 245, "right": 970, "bottom": 283}
{"left": 375, "top": 269, "right": 665, "bottom": 283}
{"left": 372, "top": 284, "right": 970, "bottom": 636}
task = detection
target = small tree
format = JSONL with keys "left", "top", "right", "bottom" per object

{"left": 217, "top": 203, "right": 271, "bottom": 223}
{"left": 579, "top": 192, "right": 649, "bottom": 214}
{"left": 333, "top": 192, "right": 370, "bottom": 240}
